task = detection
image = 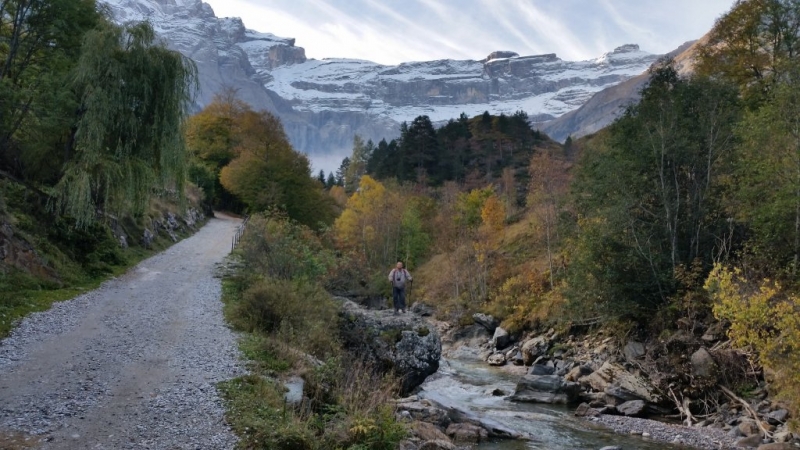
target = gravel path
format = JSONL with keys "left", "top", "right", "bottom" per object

{"left": 0, "top": 214, "right": 244, "bottom": 450}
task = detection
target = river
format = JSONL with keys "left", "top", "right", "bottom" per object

{"left": 418, "top": 358, "right": 693, "bottom": 450}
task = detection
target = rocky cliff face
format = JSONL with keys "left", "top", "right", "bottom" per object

{"left": 539, "top": 40, "right": 701, "bottom": 142}
{"left": 103, "top": 0, "right": 662, "bottom": 164}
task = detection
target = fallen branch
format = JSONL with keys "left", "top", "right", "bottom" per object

{"left": 669, "top": 387, "right": 696, "bottom": 427}
{"left": 719, "top": 385, "right": 772, "bottom": 439}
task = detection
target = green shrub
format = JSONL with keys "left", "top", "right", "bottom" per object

{"left": 239, "top": 212, "right": 335, "bottom": 283}
{"left": 232, "top": 278, "right": 341, "bottom": 359}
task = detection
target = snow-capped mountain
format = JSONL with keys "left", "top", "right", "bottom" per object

{"left": 102, "top": 0, "right": 661, "bottom": 166}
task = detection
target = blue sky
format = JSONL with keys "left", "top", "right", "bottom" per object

{"left": 202, "top": 0, "right": 735, "bottom": 64}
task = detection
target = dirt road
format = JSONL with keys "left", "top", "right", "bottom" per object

{"left": 0, "top": 214, "right": 243, "bottom": 449}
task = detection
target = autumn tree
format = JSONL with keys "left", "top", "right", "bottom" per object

{"left": 218, "top": 106, "right": 335, "bottom": 228}
{"left": 697, "top": 0, "right": 800, "bottom": 106}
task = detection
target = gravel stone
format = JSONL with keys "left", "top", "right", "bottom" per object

{"left": 590, "top": 414, "right": 739, "bottom": 449}
{"left": 0, "top": 215, "right": 244, "bottom": 449}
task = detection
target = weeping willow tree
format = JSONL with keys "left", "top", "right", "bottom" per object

{"left": 53, "top": 21, "right": 197, "bottom": 227}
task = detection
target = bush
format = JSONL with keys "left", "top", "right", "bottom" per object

{"left": 232, "top": 278, "right": 340, "bottom": 359}
{"left": 240, "top": 212, "right": 335, "bottom": 283}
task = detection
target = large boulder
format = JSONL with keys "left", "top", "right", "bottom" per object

{"left": 616, "top": 399, "right": 647, "bottom": 417}
{"left": 339, "top": 300, "right": 441, "bottom": 395}
{"left": 521, "top": 335, "right": 549, "bottom": 365}
{"left": 510, "top": 374, "right": 581, "bottom": 404}
{"left": 690, "top": 347, "right": 718, "bottom": 378}
{"left": 492, "top": 327, "right": 511, "bottom": 349}
{"left": 582, "top": 361, "right": 661, "bottom": 403}
{"left": 472, "top": 313, "right": 499, "bottom": 332}
{"left": 446, "top": 423, "right": 488, "bottom": 443}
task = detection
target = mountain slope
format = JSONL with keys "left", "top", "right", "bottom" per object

{"left": 103, "top": 0, "right": 662, "bottom": 165}
{"left": 539, "top": 39, "right": 703, "bottom": 142}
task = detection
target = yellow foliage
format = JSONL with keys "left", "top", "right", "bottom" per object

{"left": 706, "top": 264, "right": 800, "bottom": 427}
{"left": 480, "top": 194, "right": 505, "bottom": 235}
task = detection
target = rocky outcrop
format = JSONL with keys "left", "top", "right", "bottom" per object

{"left": 338, "top": 300, "right": 441, "bottom": 395}
{"left": 0, "top": 221, "right": 59, "bottom": 282}
{"left": 511, "top": 374, "right": 581, "bottom": 404}
{"left": 538, "top": 39, "right": 700, "bottom": 142}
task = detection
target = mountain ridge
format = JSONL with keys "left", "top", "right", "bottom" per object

{"left": 102, "top": 0, "right": 663, "bottom": 168}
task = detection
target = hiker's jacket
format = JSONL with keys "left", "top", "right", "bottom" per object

{"left": 389, "top": 268, "right": 412, "bottom": 289}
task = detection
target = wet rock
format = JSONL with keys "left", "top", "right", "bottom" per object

{"left": 529, "top": 364, "right": 555, "bottom": 375}
{"left": 472, "top": 313, "right": 499, "bottom": 332}
{"left": 491, "top": 388, "right": 506, "bottom": 396}
{"left": 511, "top": 374, "right": 581, "bottom": 404}
{"left": 574, "top": 402, "right": 601, "bottom": 417}
{"left": 487, "top": 353, "right": 506, "bottom": 366}
{"left": 767, "top": 409, "right": 789, "bottom": 424}
{"left": 521, "top": 335, "right": 549, "bottom": 365}
{"left": 446, "top": 423, "right": 488, "bottom": 443}
{"left": 492, "top": 327, "right": 510, "bottom": 349}
{"left": 582, "top": 361, "right": 661, "bottom": 403}
{"left": 599, "top": 447, "right": 622, "bottom": 450}
{"left": 511, "top": 350, "right": 524, "bottom": 365}
{"left": 411, "top": 421, "right": 449, "bottom": 441}
{"left": 691, "top": 347, "right": 718, "bottom": 378}
{"left": 616, "top": 400, "right": 647, "bottom": 417}
{"left": 419, "top": 440, "right": 456, "bottom": 450}
{"left": 396, "top": 401, "right": 451, "bottom": 428}
{"left": 623, "top": 340, "right": 645, "bottom": 361}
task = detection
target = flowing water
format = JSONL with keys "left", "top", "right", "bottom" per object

{"left": 418, "top": 358, "right": 691, "bottom": 450}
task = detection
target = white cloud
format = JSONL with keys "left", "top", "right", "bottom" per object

{"left": 201, "top": 0, "right": 736, "bottom": 65}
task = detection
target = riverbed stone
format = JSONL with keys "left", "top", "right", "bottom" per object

{"left": 511, "top": 374, "right": 581, "bottom": 404}
{"left": 487, "top": 353, "right": 506, "bottom": 366}
{"left": 736, "top": 434, "right": 764, "bottom": 447}
{"left": 529, "top": 364, "right": 555, "bottom": 375}
{"left": 617, "top": 399, "right": 647, "bottom": 417}
{"left": 395, "top": 401, "right": 451, "bottom": 428}
{"left": 419, "top": 440, "right": 456, "bottom": 450}
{"left": 411, "top": 421, "right": 449, "bottom": 441}
{"left": 582, "top": 361, "right": 661, "bottom": 403}
{"left": 574, "top": 402, "right": 601, "bottom": 417}
{"left": 521, "top": 335, "right": 549, "bottom": 365}
{"left": 739, "top": 419, "right": 760, "bottom": 437}
{"left": 446, "top": 423, "right": 488, "bottom": 443}
{"left": 758, "top": 443, "right": 795, "bottom": 450}
{"left": 472, "top": 313, "right": 499, "bottom": 332}
{"left": 492, "top": 327, "right": 510, "bottom": 349}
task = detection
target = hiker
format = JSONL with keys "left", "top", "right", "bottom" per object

{"left": 388, "top": 261, "right": 412, "bottom": 314}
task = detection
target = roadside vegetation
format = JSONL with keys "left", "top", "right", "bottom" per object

{"left": 220, "top": 212, "right": 406, "bottom": 449}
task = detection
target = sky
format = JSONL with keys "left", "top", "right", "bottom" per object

{"left": 201, "top": 0, "right": 736, "bottom": 65}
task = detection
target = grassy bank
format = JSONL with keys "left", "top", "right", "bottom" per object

{"left": 0, "top": 179, "right": 206, "bottom": 338}
{"left": 217, "top": 213, "right": 406, "bottom": 450}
